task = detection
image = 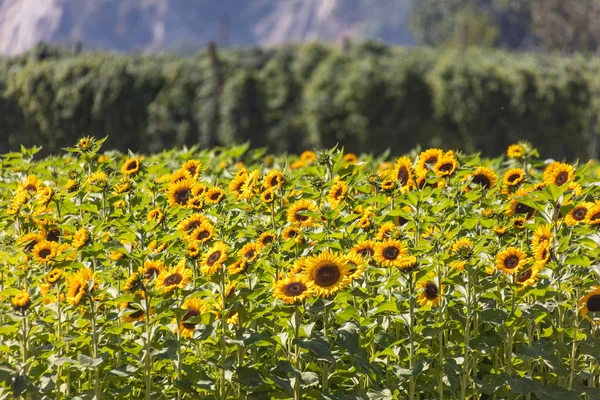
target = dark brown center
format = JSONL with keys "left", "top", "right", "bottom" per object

{"left": 164, "top": 273, "right": 183, "bottom": 286}
{"left": 424, "top": 282, "right": 438, "bottom": 299}
{"left": 315, "top": 264, "right": 341, "bottom": 287}
{"left": 182, "top": 309, "right": 200, "bottom": 330}
{"left": 210, "top": 192, "right": 221, "bottom": 201}
{"left": 590, "top": 212, "right": 600, "bottom": 222}
{"left": 439, "top": 163, "right": 453, "bottom": 172}
{"left": 47, "top": 229, "right": 60, "bottom": 242}
{"left": 270, "top": 176, "right": 280, "bottom": 186}
{"left": 39, "top": 249, "right": 52, "bottom": 259}
{"left": 207, "top": 251, "right": 221, "bottom": 266}
{"left": 554, "top": 172, "right": 568, "bottom": 186}
{"left": 295, "top": 208, "right": 309, "bottom": 222}
{"left": 126, "top": 161, "right": 138, "bottom": 171}
{"left": 504, "top": 255, "right": 519, "bottom": 269}
{"left": 175, "top": 188, "right": 190, "bottom": 204}
{"left": 382, "top": 246, "right": 400, "bottom": 260}
{"left": 508, "top": 174, "right": 521, "bottom": 184}
{"left": 357, "top": 247, "right": 374, "bottom": 257}
{"left": 588, "top": 295, "right": 600, "bottom": 312}
{"left": 245, "top": 250, "right": 256, "bottom": 260}
{"left": 283, "top": 282, "right": 307, "bottom": 296}
{"left": 515, "top": 203, "right": 534, "bottom": 217}
{"left": 145, "top": 268, "right": 159, "bottom": 279}
{"left": 197, "top": 230, "right": 210, "bottom": 240}
{"left": 287, "top": 229, "right": 298, "bottom": 238}
{"left": 517, "top": 268, "right": 532, "bottom": 283}
{"left": 397, "top": 167, "right": 409, "bottom": 185}
{"left": 262, "top": 235, "right": 274, "bottom": 244}
{"left": 25, "top": 241, "right": 38, "bottom": 252}
{"left": 127, "top": 303, "right": 144, "bottom": 319}
{"left": 572, "top": 207, "right": 587, "bottom": 220}
{"left": 425, "top": 156, "right": 437, "bottom": 165}
{"left": 184, "top": 221, "right": 201, "bottom": 232}
{"left": 472, "top": 174, "right": 491, "bottom": 189}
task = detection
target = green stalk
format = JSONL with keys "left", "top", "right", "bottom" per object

{"left": 322, "top": 305, "right": 330, "bottom": 394}
{"left": 56, "top": 285, "right": 62, "bottom": 399}
{"left": 89, "top": 295, "right": 101, "bottom": 399}
{"left": 437, "top": 263, "right": 444, "bottom": 400}
{"left": 293, "top": 305, "right": 302, "bottom": 400}
{"left": 408, "top": 271, "right": 416, "bottom": 399}
{"left": 460, "top": 266, "right": 472, "bottom": 400}
{"left": 568, "top": 288, "right": 579, "bottom": 390}
{"left": 144, "top": 289, "right": 152, "bottom": 400}
{"left": 506, "top": 285, "right": 516, "bottom": 376}
{"left": 220, "top": 269, "right": 228, "bottom": 400}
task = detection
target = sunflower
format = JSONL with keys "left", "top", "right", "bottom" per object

{"left": 451, "top": 238, "right": 474, "bottom": 259}
{"left": 531, "top": 224, "right": 553, "bottom": 250}
{"left": 380, "top": 179, "right": 396, "bottom": 191}
{"left": 77, "top": 136, "right": 95, "bottom": 152}
{"left": 147, "top": 208, "right": 164, "bottom": 223}
{"left": 240, "top": 170, "right": 259, "bottom": 200}
{"left": 282, "top": 226, "right": 302, "bottom": 242}
{"left": 343, "top": 153, "right": 359, "bottom": 165}
{"left": 493, "top": 226, "right": 508, "bottom": 236}
{"left": 201, "top": 242, "right": 228, "bottom": 275}
{"left": 579, "top": 287, "right": 600, "bottom": 323}
{"left": 72, "top": 228, "right": 89, "bottom": 249}
{"left": 415, "top": 169, "right": 446, "bottom": 189}
{"left": 186, "top": 242, "right": 201, "bottom": 258}
{"left": 304, "top": 251, "right": 350, "bottom": 297}
{"left": 167, "top": 177, "right": 195, "bottom": 207}
{"left": 543, "top": 162, "right": 574, "bottom": 187}
{"left": 121, "top": 292, "right": 147, "bottom": 323}
{"left": 45, "top": 268, "right": 62, "bottom": 284}
{"left": 19, "top": 175, "right": 41, "bottom": 194}
{"left": 273, "top": 276, "right": 313, "bottom": 304}
{"left": 534, "top": 241, "right": 551, "bottom": 265}
{"left": 45, "top": 227, "right": 61, "bottom": 242}
{"left": 32, "top": 240, "right": 61, "bottom": 263}
{"left": 287, "top": 199, "right": 318, "bottom": 227}
{"left": 433, "top": 155, "right": 458, "bottom": 177}
{"left": 89, "top": 171, "right": 108, "bottom": 187}
{"left": 186, "top": 196, "right": 204, "bottom": 210}
{"left": 205, "top": 187, "right": 225, "bottom": 204}
{"left": 300, "top": 150, "right": 317, "bottom": 163}
{"left": 345, "top": 252, "right": 366, "bottom": 281}
{"left": 177, "top": 214, "right": 207, "bottom": 234}
{"left": 469, "top": 166, "right": 497, "bottom": 189}
{"left": 263, "top": 170, "right": 284, "bottom": 190}
{"left": 229, "top": 174, "right": 248, "bottom": 199}
{"left": 328, "top": 179, "right": 348, "bottom": 208}
{"left": 188, "top": 222, "right": 215, "bottom": 243}
{"left": 416, "top": 148, "right": 443, "bottom": 173}
{"left": 37, "top": 186, "right": 54, "bottom": 205}
{"left": 239, "top": 242, "right": 260, "bottom": 263}
{"left": 506, "top": 144, "right": 525, "bottom": 159}
{"left": 506, "top": 188, "right": 535, "bottom": 219}
{"left": 376, "top": 222, "right": 397, "bottom": 241}
{"left": 141, "top": 259, "right": 165, "bottom": 281}
{"left": 352, "top": 240, "right": 376, "bottom": 258}
{"left": 121, "top": 158, "right": 141, "bottom": 175}
{"left": 374, "top": 239, "right": 409, "bottom": 268}
{"left": 502, "top": 168, "right": 525, "bottom": 188}
{"left": 12, "top": 290, "right": 31, "bottom": 312}
{"left": 516, "top": 265, "right": 541, "bottom": 288}
{"left": 511, "top": 217, "right": 527, "bottom": 230}
{"left": 417, "top": 281, "right": 442, "bottom": 307}
{"left": 396, "top": 256, "right": 418, "bottom": 270}
{"left": 496, "top": 247, "right": 529, "bottom": 275}
{"left": 156, "top": 260, "right": 192, "bottom": 293}
{"left": 179, "top": 297, "right": 210, "bottom": 338}
{"left": 66, "top": 270, "right": 95, "bottom": 306}
{"left": 148, "top": 241, "right": 166, "bottom": 254}
{"left": 258, "top": 232, "right": 277, "bottom": 247}
{"left": 114, "top": 178, "right": 132, "bottom": 194}
{"left": 565, "top": 202, "right": 591, "bottom": 226}
{"left": 182, "top": 160, "right": 202, "bottom": 180}
{"left": 450, "top": 260, "right": 466, "bottom": 272}
{"left": 124, "top": 272, "right": 144, "bottom": 293}
{"left": 228, "top": 259, "right": 247, "bottom": 275}
{"left": 18, "top": 232, "right": 45, "bottom": 252}
{"left": 393, "top": 156, "right": 413, "bottom": 189}
{"left": 586, "top": 200, "right": 600, "bottom": 226}
{"left": 170, "top": 170, "right": 191, "bottom": 185}
{"left": 358, "top": 216, "right": 372, "bottom": 229}
{"left": 261, "top": 189, "right": 275, "bottom": 204}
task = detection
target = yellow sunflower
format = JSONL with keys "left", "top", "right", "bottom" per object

{"left": 531, "top": 224, "right": 553, "bottom": 250}
{"left": 469, "top": 166, "right": 497, "bottom": 189}
{"left": 45, "top": 268, "right": 62, "bottom": 284}
{"left": 417, "top": 281, "right": 442, "bottom": 307}
{"left": 182, "top": 159, "right": 202, "bottom": 180}
{"left": 375, "top": 222, "right": 397, "bottom": 241}
{"left": 345, "top": 252, "right": 366, "bottom": 281}
{"left": 496, "top": 247, "right": 529, "bottom": 275}
{"left": 282, "top": 226, "right": 303, "bottom": 243}
{"left": 19, "top": 175, "right": 41, "bottom": 194}
{"left": 451, "top": 238, "right": 474, "bottom": 259}
{"left": 228, "top": 174, "right": 248, "bottom": 200}
{"left": 147, "top": 208, "right": 164, "bottom": 223}
{"left": 200, "top": 242, "right": 228, "bottom": 275}
{"left": 113, "top": 178, "right": 132, "bottom": 194}
{"left": 179, "top": 297, "right": 210, "bottom": 338}
{"left": 167, "top": 177, "right": 195, "bottom": 207}
{"left": 261, "top": 188, "right": 275, "bottom": 204}
{"left": 263, "top": 169, "right": 284, "bottom": 190}
{"left": 381, "top": 179, "right": 396, "bottom": 191}
{"left": 351, "top": 240, "right": 376, "bottom": 258}
{"left": 187, "top": 242, "right": 201, "bottom": 258}
{"left": 393, "top": 156, "right": 413, "bottom": 188}
{"left": 121, "top": 158, "right": 141, "bottom": 175}
{"left": 506, "top": 188, "right": 535, "bottom": 219}
{"left": 177, "top": 213, "right": 207, "bottom": 234}
{"left": 450, "top": 260, "right": 466, "bottom": 272}
{"left": 416, "top": 148, "right": 443, "bottom": 173}
{"left": 66, "top": 269, "right": 96, "bottom": 306}
{"left": 506, "top": 144, "right": 525, "bottom": 159}
{"left": 140, "top": 259, "right": 166, "bottom": 282}
{"left": 579, "top": 287, "right": 600, "bottom": 324}
{"left": 358, "top": 216, "right": 372, "bottom": 229}
{"left": 258, "top": 232, "right": 277, "bottom": 247}
{"left": 121, "top": 293, "right": 146, "bottom": 323}
{"left": 300, "top": 150, "right": 317, "bottom": 163}
{"left": 124, "top": 272, "right": 144, "bottom": 293}
{"left": 227, "top": 259, "right": 247, "bottom": 275}
{"left": 493, "top": 226, "right": 508, "bottom": 236}
{"left": 433, "top": 155, "right": 458, "bottom": 177}
{"left": 239, "top": 242, "right": 260, "bottom": 263}
{"left": 534, "top": 241, "right": 551, "bottom": 265}
{"left": 170, "top": 169, "right": 191, "bottom": 185}
{"left": 18, "top": 232, "right": 45, "bottom": 252}
{"left": 565, "top": 202, "right": 592, "bottom": 226}
{"left": 511, "top": 217, "right": 527, "bottom": 230}
{"left": 287, "top": 199, "right": 318, "bottom": 227}
{"left": 205, "top": 187, "right": 225, "bottom": 204}
{"left": 273, "top": 276, "right": 313, "bottom": 304}
{"left": 516, "top": 265, "right": 541, "bottom": 289}
{"left": 155, "top": 260, "right": 192, "bottom": 293}
{"left": 304, "top": 251, "right": 350, "bottom": 297}
{"left": 502, "top": 168, "right": 526, "bottom": 188}
{"left": 12, "top": 290, "right": 31, "bottom": 312}
{"left": 72, "top": 228, "right": 89, "bottom": 249}
{"left": 188, "top": 222, "right": 215, "bottom": 243}
{"left": 328, "top": 179, "right": 348, "bottom": 208}
{"left": 32, "top": 240, "right": 61, "bottom": 263}
{"left": 543, "top": 162, "right": 574, "bottom": 187}
{"left": 374, "top": 239, "right": 409, "bottom": 268}
{"left": 343, "top": 153, "right": 359, "bottom": 165}
{"left": 586, "top": 200, "right": 600, "bottom": 226}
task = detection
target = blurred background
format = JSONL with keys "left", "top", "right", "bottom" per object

{"left": 0, "top": 0, "right": 599, "bottom": 159}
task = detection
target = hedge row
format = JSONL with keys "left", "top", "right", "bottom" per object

{"left": 1, "top": 43, "right": 599, "bottom": 159}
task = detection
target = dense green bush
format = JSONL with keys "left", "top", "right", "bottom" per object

{"left": 0, "top": 43, "right": 599, "bottom": 159}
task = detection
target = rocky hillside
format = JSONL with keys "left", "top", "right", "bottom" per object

{"left": 0, "top": 0, "right": 414, "bottom": 55}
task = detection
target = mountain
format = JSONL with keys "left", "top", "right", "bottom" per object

{"left": 0, "top": 0, "right": 415, "bottom": 55}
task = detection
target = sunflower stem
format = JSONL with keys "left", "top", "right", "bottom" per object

{"left": 56, "top": 284, "right": 62, "bottom": 399}
{"left": 460, "top": 266, "right": 472, "bottom": 400}
{"left": 89, "top": 294, "right": 101, "bottom": 399}
{"left": 144, "top": 289, "right": 152, "bottom": 400}
{"left": 322, "top": 304, "right": 330, "bottom": 394}
{"left": 409, "top": 271, "right": 416, "bottom": 400}
{"left": 220, "top": 268, "right": 228, "bottom": 400}
{"left": 569, "top": 288, "right": 579, "bottom": 390}
{"left": 436, "top": 262, "right": 444, "bottom": 400}
{"left": 293, "top": 305, "right": 302, "bottom": 400}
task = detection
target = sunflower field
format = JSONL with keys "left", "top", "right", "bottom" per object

{"left": 1, "top": 137, "right": 600, "bottom": 400}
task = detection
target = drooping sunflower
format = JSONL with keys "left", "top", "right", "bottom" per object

{"left": 177, "top": 213, "right": 207, "bottom": 234}
{"left": 66, "top": 270, "right": 95, "bottom": 306}
{"left": 502, "top": 168, "right": 526, "bottom": 188}
{"left": 449, "top": 260, "right": 466, "bottom": 272}
{"left": 352, "top": 240, "right": 376, "bottom": 258}
{"left": 19, "top": 175, "right": 41, "bottom": 194}
{"left": 227, "top": 259, "right": 247, "bottom": 275}
{"left": 32, "top": 240, "right": 61, "bottom": 263}
{"left": 375, "top": 222, "right": 397, "bottom": 241}
{"left": 11, "top": 290, "right": 31, "bottom": 312}
{"left": 45, "top": 268, "right": 62, "bottom": 284}
{"left": 451, "top": 238, "right": 474, "bottom": 259}
{"left": 543, "top": 162, "right": 574, "bottom": 187}
{"left": 396, "top": 255, "right": 418, "bottom": 270}
{"left": 205, "top": 187, "right": 225, "bottom": 205}
{"left": 124, "top": 272, "right": 144, "bottom": 293}
{"left": 328, "top": 179, "right": 348, "bottom": 208}
{"left": 506, "top": 144, "right": 525, "bottom": 159}
{"left": 89, "top": 171, "right": 108, "bottom": 187}
{"left": 586, "top": 200, "right": 600, "bottom": 226}
{"left": 493, "top": 226, "right": 508, "bottom": 236}
{"left": 531, "top": 224, "right": 553, "bottom": 250}
{"left": 263, "top": 169, "right": 284, "bottom": 190}
{"left": 469, "top": 166, "right": 497, "bottom": 189}
{"left": 239, "top": 242, "right": 261, "bottom": 263}
{"left": 147, "top": 208, "right": 164, "bottom": 223}
{"left": 496, "top": 247, "right": 529, "bottom": 275}
{"left": 167, "top": 177, "right": 195, "bottom": 207}
{"left": 201, "top": 242, "right": 228, "bottom": 275}
{"left": 345, "top": 252, "right": 366, "bottom": 281}
{"left": 258, "top": 232, "right": 277, "bottom": 247}
{"left": 506, "top": 188, "right": 536, "bottom": 219}
{"left": 374, "top": 239, "right": 409, "bottom": 268}
{"left": 433, "top": 155, "right": 458, "bottom": 177}
{"left": 393, "top": 156, "right": 413, "bottom": 189}
{"left": 72, "top": 228, "right": 89, "bottom": 249}
{"left": 156, "top": 260, "right": 192, "bottom": 293}
{"left": 534, "top": 241, "right": 551, "bottom": 265}
{"left": 304, "top": 251, "right": 350, "bottom": 297}
{"left": 113, "top": 177, "right": 132, "bottom": 194}
{"left": 140, "top": 259, "right": 165, "bottom": 282}
{"left": 417, "top": 281, "right": 442, "bottom": 307}
{"left": 188, "top": 222, "right": 215, "bottom": 243}
{"left": 381, "top": 179, "right": 396, "bottom": 191}
{"left": 579, "top": 287, "right": 600, "bottom": 323}
{"left": 416, "top": 148, "right": 443, "bottom": 173}
{"left": 287, "top": 199, "right": 318, "bottom": 227}
{"left": 240, "top": 170, "right": 259, "bottom": 200}
{"left": 121, "top": 157, "right": 141, "bottom": 176}
{"left": 228, "top": 173, "right": 248, "bottom": 200}
{"left": 358, "top": 216, "right": 372, "bottom": 229}
{"left": 182, "top": 159, "right": 202, "bottom": 180}
{"left": 179, "top": 297, "right": 210, "bottom": 338}
{"left": 273, "top": 276, "right": 313, "bottom": 304}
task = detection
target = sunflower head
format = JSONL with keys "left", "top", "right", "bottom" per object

{"left": 375, "top": 222, "right": 398, "bottom": 241}
{"left": 156, "top": 259, "right": 192, "bottom": 293}
{"left": 579, "top": 287, "right": 600, "bottom": 323}
{"left": 374, "top": 239, "right": 409, "bottom": 268}
{"left": 352, "top": 240, "right": 376, "bottom": 258}
{"left": 147, "top": 208, "right": 164, "bottom": 223}
{"left": 177, "top": 214, "right": 207, "bottom": 234}
{"left": 417, "top": 281, "right": 442, "bottom": 307}
{"left": 273, "top": 276, "right": 313, "bottom": 304}
{"left": 124, "top": 272, "right": 144, "bottom": 293}
{"left": 201, "top": 242, "right": 228, "bottom": 275}
{"left": 12, "top": 290, "right": 31, "bottom": 312}
{"left": 168, "top": 177, "right": 195, "bottom": 207}
{"left": 305, "top": 251, "right": 350, "bottom": 297}
{"left": 188, "top": 222, "right": 215, "bottom": 243}
{"left": 182, "top": 159, "right": 202, "bottom": 180}
{"left": 120, "top": 294, "right": 146, "bottom": 323}
{"left": 506, "top": 188, "right": 536, "bottom": 219}
{"left": 141, "top": 259, "right": 166, "bottom": 282}
{"left": 205, "top": 187, "right": 225, "bottom": 205}
{"left": 45, "top": 268, "right": 63, "bottom": 284}
{"left": 470, "top": 166, "right": 497, "bottom": 189}
{"left": 72, "top": 228, "right": 89, "bottom": 249}
{"left": 263, "top": 169, "right": 284, "bottom": 190}
{"left": 433, "top": 155, "right": 458, "bottom": 177}
{"left": 282, "top": 226, "right": 304, "bottom": 244}
{"left": 345, "top": 252, "right": 366, "bottom": 281}
{"left": 506, "top": 144, "right": 525, "bottom": 159}
{"left": 586, "top": 200, "right": 600, "bottom": 226}
{"left": 239, "top": 242, "right": 260, "bottom": 263}
{"left": 179, "top": 297, "right": 210, "bottom": 338}
{"left": 32, "top": 240, "right": 61, "bottom": 263}
{"left": 503, "top": 168, "right": 525, "bottom": 188}
{"left": 451, "top": 238, "right": 474, "bottom": 259}
{"left": 258, "top": 232, "right": 277, "bottom": 247}
{"left": 328, "top": 179, "right": 348, "bottom": 208}
{"left": 121, "top": 158, "right": 142, "bottom": 176}
{"left": 543, "top": 162, "right": 574, "bottom": 187}
{"left": 287, "top": 199, "right": 318, "bottom": 227}
{"left": 393, "top": 156, "right": 413, "bottom": 187}
{"left": 496, "top": 247, "right": 529, "bottom": 275}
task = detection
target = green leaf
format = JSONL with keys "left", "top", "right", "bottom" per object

{"left": 336, "top": 321, "right": 360, "bottom": 354}
{"left": 236, "top": 367, "right": 266, "bottom": 388}
{"left": 519, "top": 340, "right": 554, "bottom": 358}
{"left": 77, "top": 354, "right": 104, "bottom": 368}
{"left": 367, "top": 389, "right": 394, "bottom": 400}
{"left": 293, "top": 337, "right": 334, "bottom": 363}
{"left": 108, "top": 364, "right": 138, "bottom": 377}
